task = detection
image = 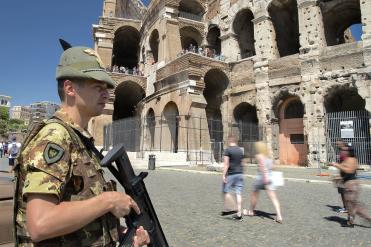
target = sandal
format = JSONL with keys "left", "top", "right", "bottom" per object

{"left": 275, "top": 218, "right": 283, "bottom": 224}
{"left": 243, "top": 209, "right": 254, "bottom": 216}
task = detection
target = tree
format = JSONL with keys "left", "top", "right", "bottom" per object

{"left": 0, "top": 106, "right": 9, "bottom": 121}
{"left": 0, "top": 119, "right": 8, "bottom": 136}
{"left": 8, "top": 119, "right": 27, "bottom": 133}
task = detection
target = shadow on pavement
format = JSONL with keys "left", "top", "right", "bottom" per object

{"left": 254, "top": 210, "right": 276, "bottom": 220}
{"left": 326, "top": 204, "right": 343, "bottom": 212}
{"left": 324, "top": 216, "right": 371, "bottom": 228}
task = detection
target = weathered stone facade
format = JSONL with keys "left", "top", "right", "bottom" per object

{"left": 89, "top": 0, "right": 371, "bottom": 167}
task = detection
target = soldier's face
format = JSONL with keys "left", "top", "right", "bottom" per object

{"left": 74, "top": 80, "right": 109, "bottom": 117}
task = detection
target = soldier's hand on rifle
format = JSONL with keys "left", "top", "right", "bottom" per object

{"left": 103, "top": 191, "right": 140, "bottom": 218}
{"left": 133, "top": 226, "right": 150, "bottom": 247}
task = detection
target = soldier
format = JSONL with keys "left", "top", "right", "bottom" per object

{"left": 13, "top": 45, "right": 150, "bottom": 246}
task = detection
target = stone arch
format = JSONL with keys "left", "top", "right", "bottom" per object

{"left": 180, "top": 26, "right": 203, "bottom": 51}
{"left": 232, "top": 8, "right": 255, "bottom": 59}
{"left": 232, "top": 102, "right": 259, "bottom": 157}
{"left": 112, "top": 26, "right": 140, "bottom": 69}
{"left": 113, "top": 81, "right": 146, "bottom": 120}
{"left": 179, "top": 0, "right": 204, "bottom": 16}
{"left": 320, "top": 0, "right": 362, "bottom": 46}
{"left": 277, "top": 96, "right": 307, "bottom": 166}
{"left": 145, "top": 108, "right": 156, "bottom": 151}
{"left": 149, "top": 29, "right": 160, "bottom": 63}
{"left": 324, "top": 85, "right": 365, "bottom": 113}
{"left": 268, "top": 0, "right": 300, "bottom": 57}
{"left": 203, "top": 69, "right": 229, "bottom": 145}
{"left": 272, "top": 88, "right": 304, "bottom": 119}
{"left": 207, "top": 24, "right": 221, "bottom": 55}
{"left": 162, "top": 101, "right": 180, "bottom": 153}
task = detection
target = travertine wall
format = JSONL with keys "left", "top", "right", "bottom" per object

{"left": 91, "top": 0, "right": 371, "bottom": 166}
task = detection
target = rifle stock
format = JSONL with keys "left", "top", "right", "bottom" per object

{"left": 101, "top": 144, "right": 169, "bottom": 247}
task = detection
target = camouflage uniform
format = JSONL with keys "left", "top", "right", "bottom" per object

{"left": 14, "top": 109, "right": 118, "bottom": 246}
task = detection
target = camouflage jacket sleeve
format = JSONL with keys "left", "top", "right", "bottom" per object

{"left": 22, "top": 122, "right": 72, "bottom": 201}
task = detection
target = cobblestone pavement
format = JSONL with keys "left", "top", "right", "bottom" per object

{"left": 2, "top": 158, "right": 370, "bottom": 246}
{"left": 138, "top": 169, "right": 371, "bottom": 247}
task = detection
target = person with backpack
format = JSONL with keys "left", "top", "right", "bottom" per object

{"left": 8, "top": 136, "right": 21, "bottom": 173}
{"left": 13, "top": 43, "right": 149, "bottom": 246}
{"left": 0, "top": 141, "right": 3, "bottom": 158}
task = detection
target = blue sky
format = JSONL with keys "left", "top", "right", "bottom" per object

{"left": 0, "top": 0, "right": 150, "bottom": 106}
{"left": 0, "top": 0, "right": 361, "bottom": 107}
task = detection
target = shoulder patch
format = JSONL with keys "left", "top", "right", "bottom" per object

{"left": 44, "top": 143, "right": 65, "bottom": 165}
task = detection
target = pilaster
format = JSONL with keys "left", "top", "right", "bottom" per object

{"left": 252, "top": 14, "right": 279, "bottom": 61}
{"left": 297, "top": 0, "right": 326, "bottom": 55}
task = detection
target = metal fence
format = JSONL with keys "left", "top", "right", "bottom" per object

{"left": 103, "top": 111, "right": 371, "bottom": 166}
{"left": 103, "top": 115, "right": 265, "bottom": 164}
{"left": 325, "top": 110, "right": 371, "bottom": 165}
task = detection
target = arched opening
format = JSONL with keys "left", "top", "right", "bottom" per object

{"left": 324, "top": 86, "right": 370, "bottom": 165}
{"left": 112, "top": 26, "right": 140, "bottom": 69}
{"left": 162, "top": 102, "right": 179, "bottom": 153}
{"left": 324, "top": 87, "right": 365, "bottom": 113}
{"left": 149, "top": 29, "right": 159, "bottom": 63}
{"left": 203, "top": 69, "right": 229, "bottom": 160}
{"left": 268, "top": 0, "right": 300, "bottom": 57}
{"left": 233, "top": 103, "right": 259, "bottom": 160}
{"left": 146, "top": 108, "right": 156, "bottom": 151}
{"left": 278, "top": 97, "right": 307, "bottom": 166}
{"left": 179, "top": 0, "right": 204, "bottom": 21}
{"left": 207, "top": 25, "right": 221, "bottom": 55}
{"left": 113, "top": 81, "right": 145, "bottom": 120}
{"left": 180, "top": 26, "right": 202, "bottom": 51}
{"left": 233, "top": 8, "right": 255, "bottom": 59}
{"left": 320, "top": 0, "right": 362, "bottom": 46}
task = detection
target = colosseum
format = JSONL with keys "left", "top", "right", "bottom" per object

{"left": 88, "top": 0, "right": 371, "bottom": 167}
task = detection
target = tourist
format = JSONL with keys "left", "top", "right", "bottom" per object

{"left": 7, "top": 136, "right": 21, "bottom": 173}
{"left": 221, "top": 136, "right": 245, "bottom": 220}
{"left": 245, "top": 141, "right": 283, "bottom": 224}
{"left": 329, "top": 145, "right": 371, "bottom": 227}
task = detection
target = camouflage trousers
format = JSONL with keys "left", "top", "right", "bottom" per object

{"left": 343, "top": 180, "right": 371, "bottom": 223}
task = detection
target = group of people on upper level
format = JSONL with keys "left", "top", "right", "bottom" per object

{"left": 178, "top": 44, "right": 225, "bottom": 61}
{"left": 107, "top": 65, "right": 144, "bottom": 76}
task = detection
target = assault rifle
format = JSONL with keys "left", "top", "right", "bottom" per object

{"left": 101, "top": 143, "right": 169, "bottom": 247}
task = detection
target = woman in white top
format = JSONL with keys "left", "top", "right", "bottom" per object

{"left": 245, "top": 142, "right": 283, "bottom": 223}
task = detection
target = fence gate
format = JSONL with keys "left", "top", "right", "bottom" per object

{"left": 325, "top": 111, "right": 371, "bottom": 166}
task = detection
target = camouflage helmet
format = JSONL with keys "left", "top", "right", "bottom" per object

{"left": 56, "top": 46, "right": 116, "bottom": 89}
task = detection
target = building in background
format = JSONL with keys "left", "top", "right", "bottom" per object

{"left": 90, "top": 0, "right": 371, "bottom": 167}
{"left": 29, "top": 101, "right": 59, "bottom": 126}
{"left": 10, "top": 106, "right": 32, "bottom": 125}
{"left": 0, "top": 95, "right": 11, "bottom": 108}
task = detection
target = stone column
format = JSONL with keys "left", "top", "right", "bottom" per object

{"left": 220, "top": 32, "right": 240, "bottom": 62}
{"left": 361, "top": 0, "right": 371, "bottom": 67}
{"left": 297, "top": 0, "right": 326, "bottom": 55}
{"left": 297, "top": 0, "right": 328, "bottom": 166}
{"left": 252, "top": 12, "right": 279, "bottom": 161}
{"left": 161, "top": 7, "right": 182, "bottom": 63}
{"left": 252, "top": 14, "right": 279, "bottom": 60}
{"left": 254, "top": 60, "right": 276, "bottom": 159}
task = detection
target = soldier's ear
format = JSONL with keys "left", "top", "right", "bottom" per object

{"left": 64, "top": 80, "right": 76, "bottom": 98}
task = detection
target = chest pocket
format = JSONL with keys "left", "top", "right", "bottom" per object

{"left": 70, "top": 151, "right": 105, "bottom": 200}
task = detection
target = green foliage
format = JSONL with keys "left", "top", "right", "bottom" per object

{"left": 0, "top": 106, "right": 9, "bottom": 121}
{"left": 9, "top": 119, "right": 25, "bottom": 125}
{"left": 0, "top": 119, "right": 8, "bottom": 136}
{"left": 8, "top": 119, "right": 27, "bottom": 133}
{"left": 0, "top": 110, "right": 27, "bottom": 137}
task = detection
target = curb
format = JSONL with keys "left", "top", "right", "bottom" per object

{"left": 159, "top": 167, "right": 371, "bottom": 189}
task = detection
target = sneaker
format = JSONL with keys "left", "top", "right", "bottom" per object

{"left": 232, "top": 215, "right": 243, "bottom": 221}
{"left": 336, "top": 208, "right": 348, "bottom": 213}
{"left": 220, "top": 210, "right": 237, "bottom": 216}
